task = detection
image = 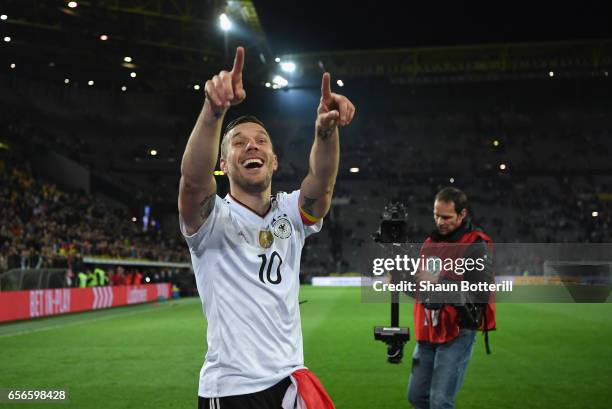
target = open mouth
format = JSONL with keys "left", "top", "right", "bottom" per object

{"left": 241, "top": 158, "right": 264, "bottom": 169}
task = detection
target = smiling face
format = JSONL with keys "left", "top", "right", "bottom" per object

{"left": 220, "top": 121, "right": 278, "bottom": 193}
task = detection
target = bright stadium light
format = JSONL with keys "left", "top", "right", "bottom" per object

{"left": 193, "top": 84, "right": 200, "bottom": 90}
{"left": 131, "top": 217, "right": 137, "bottom": 222}
{"left": 265, "top": 82, "right": 271, "bottom": 88}
{"left": 130, "top": 72, "right": 137, "bottom": 78}
{"left": 499, "top": 163, "right": 507, "bottom": 170}
{"left": 1, "top": 14, "right": 7, "bottom": 20}
{"left": 149, "top": 149, "right": 157, "bottom": 156}
{"left": 10, "top": 63, "right": 15, "bottom": 69}
{"left": 99, "top": 34, "right": 108, "bottom": 41}
{"left": 337, "top": 79, "right": 344, "bottom": 87}
{"left": 450, "top": 177, "right": 455, "bottom": 183}
{"left": 124, "top": 56, "right": 132, "bottom": 63}
{"left": 68, "top": 1, "right": 78, "bottom": 8}
{"left": 121, "top": 86, "right": 127, "bottom": 91}
{"left": 219, "top": 13, "right": 232, "bottom": 31}
{"left": 272, "top": 75, "right": 288, "bottom": 88}
{"left": 88, "top": 80, "right": 94, "bottom": 86}
{"left": 592, "top": 211, "right": 599, "bottom": 218}
{"left": 274, "top": 57, "right": 281, "bottom": 63}
{"left": 280, "top": 61, "right": 296, "bottom": 73}
{"left": 64, "top": 78, "right": 70, "bottom": 84}
{"left": 349, "top": 167, "right": 359, "bottom": 173}
{"left": 493, "top": 139, "right": 500, "bottom": 147}
{"left": 4, "top": 36, "right": 11, "bottom": 42}
{"left": 549, "top": 71, "right": 554, "bottom": 77}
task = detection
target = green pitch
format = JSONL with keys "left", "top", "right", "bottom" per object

{"left": 0, "top": 287, "right": 610, "bottom": 408}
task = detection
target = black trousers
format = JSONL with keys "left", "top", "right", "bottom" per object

{"left": 198, "top": 377, "right": 292, "bottom": 409}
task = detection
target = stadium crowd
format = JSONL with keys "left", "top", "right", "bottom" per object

{"left": 0, "top": 154, "right": 186, "bottom": 276}
{"left": 1, "top": 78, "right": 611, "bottom": 281}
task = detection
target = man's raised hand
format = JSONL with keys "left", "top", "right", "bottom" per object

{"left": 204, "top": 46, "right": 247, "bottom": 114}
{"left": 316, "top": 72, "right": 356, "bottom": 132}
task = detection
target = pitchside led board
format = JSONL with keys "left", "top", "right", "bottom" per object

{"left": 0, "top": 284, "right": 171, "bottom": 323}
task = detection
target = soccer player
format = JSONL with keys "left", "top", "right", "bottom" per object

{"left": 178, "top": 46, "right": 355, "bottom": 409}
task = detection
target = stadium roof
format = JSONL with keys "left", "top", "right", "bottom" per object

{"left": 255, "top": 1, "right": 612, "bottom": 53}
{"left": 2, "top": 1, "right": 611, "bottom": 91}
{"left": 1, "top": 0, "right": 270, "bottom": 90}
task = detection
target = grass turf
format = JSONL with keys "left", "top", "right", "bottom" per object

{"left": 0, "top": 286, "right": 610, "bottom": 408}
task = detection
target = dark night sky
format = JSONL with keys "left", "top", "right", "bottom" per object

{"left": 253, "top": 1, "right": 612, "bottom": 54}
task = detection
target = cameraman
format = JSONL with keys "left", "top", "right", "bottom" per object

{"left": 407, "top": 187, "right": 496, "bottom": 409}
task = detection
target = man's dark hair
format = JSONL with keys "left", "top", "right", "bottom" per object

{"left": 435, "top": 187, "right": 468, "bottom": 214}
{"left": 224, "top": 115, "right": 266, "bottom": 136}
{"left": 220, "top": 115, "right": 268, "bottom": 159}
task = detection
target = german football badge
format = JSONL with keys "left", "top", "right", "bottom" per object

{"left": 272, "top": 216, "right": 292, "bottom": 239}
{"left": 259, "top": 229, "right": 274, "bottom": 248}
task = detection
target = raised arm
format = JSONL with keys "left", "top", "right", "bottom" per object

{"left": 179, "top": 47, "right": 246, "bottom": 235}
{"left": 299, "top": 73, "right": 355, "bottom": 223}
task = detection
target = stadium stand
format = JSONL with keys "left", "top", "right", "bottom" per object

{"left": 1, "top": 73, "right": 611, "bottom": 280}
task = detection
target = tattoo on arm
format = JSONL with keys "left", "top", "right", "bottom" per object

{"left": 301, "top": 196, "right": 318, "bottom": 215}
{"left": 316, "top": 126, "right": 334, "bottom": 141}
{"left": 199, "top": 194, "right": 216, "bottom": 219}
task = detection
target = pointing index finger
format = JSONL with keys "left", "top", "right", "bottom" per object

{"left": 321, "top": 72, "right": 332, "bottom": 101}
{"left": 231, "top": 46, "right": 245, "bottom": 78}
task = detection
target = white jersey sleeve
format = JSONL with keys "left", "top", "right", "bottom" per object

{"left": 278, "top": 190, "right": 323, "bottom": 240}
{"left": 179, "top": 195, "right": 228, "bottom": 256}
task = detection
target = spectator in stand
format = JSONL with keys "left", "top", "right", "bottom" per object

{"left": 78, "top": 270, "right": 88, "bottom": 288}
{"left": 94, "top": 267, "right": 108, "bottom": 286}
{"left": 110, "top": 266, "right": 126, "bottom": 286}
{"left": 70, "top": 255, "right": 85, "bottom": 287}
{"left": 125, "top": 270, "right": 135, "bottom": 285}
{"left": 86, "top": 268, "right": 98, "bottom": 287}
{"left": 133, "top": 271, "right": 143, "bottom": 286}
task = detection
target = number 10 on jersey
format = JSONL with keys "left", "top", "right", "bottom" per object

{"left": 258, "top": 251, "right": 283, "bottom": 284}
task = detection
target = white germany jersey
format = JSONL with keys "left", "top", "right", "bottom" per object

{"left": 180, "top": 190, "right": 322, "bottom": 398}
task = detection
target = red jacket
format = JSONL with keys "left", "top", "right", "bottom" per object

{"left": 414, "top": 223, "right": 496, "bottom": 344}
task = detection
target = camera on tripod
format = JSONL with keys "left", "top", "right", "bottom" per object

{"left": 373, "top": 201, "right": 410, "bottom": 364}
